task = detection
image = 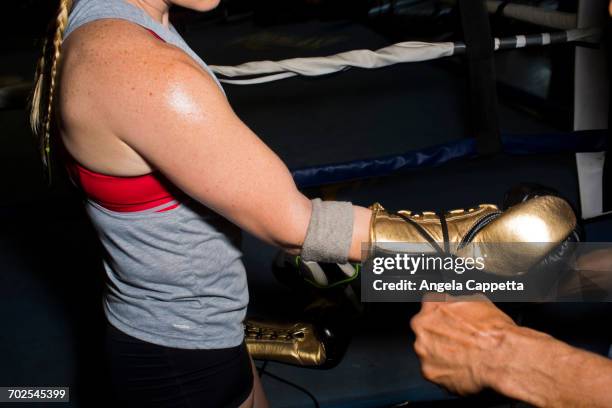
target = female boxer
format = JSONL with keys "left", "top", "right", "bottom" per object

{"left": 30, "top": 0, "right": 575, "bottom": 406}
{"left": 30, "top": 0, "right": 371, "bottom": 406}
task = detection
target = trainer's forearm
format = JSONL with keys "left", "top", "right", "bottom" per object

{"left": 489, "top": 325, "right": 612, "bottom": 407}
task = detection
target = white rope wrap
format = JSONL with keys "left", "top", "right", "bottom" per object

{"left": 210, "top": 28, "right": 599, "bottom": 85}
{"left": 211, "top": 41, "right": 455, "bottom": 84}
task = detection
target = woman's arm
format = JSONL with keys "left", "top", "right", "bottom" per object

{"left": 88, "top": 25, "right": 371, "bottom": 259}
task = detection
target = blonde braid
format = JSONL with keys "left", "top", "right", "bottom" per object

{"left": 30, "top": 0, "right": 73, "bottom": 183}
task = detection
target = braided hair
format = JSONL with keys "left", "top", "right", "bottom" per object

{"left": 30, "top": 0, "right": 74, "bottom": 183}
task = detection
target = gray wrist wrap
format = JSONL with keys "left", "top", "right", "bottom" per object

{"left": 301, "top": 198, "right": 354, "bottom": 264}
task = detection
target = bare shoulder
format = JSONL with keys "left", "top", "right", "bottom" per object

{"left": 63, "top": 19, "right": 180, "bottom": 65}
{"left": 60, "top": 19, "right": 227, "bottom": 136}
{"left": 62, "top": 19, "right": 210, "bottom": 88}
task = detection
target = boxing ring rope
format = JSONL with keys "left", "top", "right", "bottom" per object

{"left": 206, "top": 17, "right": 606, "bottom": 188}
{"left": 484, "top": 0, "right": 577, "bottom": 30}
{"left": 291, "top": 130, "right": 609, "bottom": 188}
{"left": 210, "top": 27, "right": 600, "bottom": 85}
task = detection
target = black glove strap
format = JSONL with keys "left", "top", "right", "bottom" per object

{"left": 439, "top": 210, "right": 450, "bottom": 254}
{"left": 394, "top": 211, "right": 447, "bottom": 256}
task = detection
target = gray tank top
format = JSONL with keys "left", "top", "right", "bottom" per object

{"left": 64, "top": 0, "right": 248, "bottom": 349}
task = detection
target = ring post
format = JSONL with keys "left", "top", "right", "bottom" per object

{"left": 458, "top": 0, "right": 503, "bottom": 155}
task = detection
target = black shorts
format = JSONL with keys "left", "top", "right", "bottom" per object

{"left": 104, "top": 322, "right": 254, "bottom": 408}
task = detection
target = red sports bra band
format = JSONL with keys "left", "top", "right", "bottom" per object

{"left": 60, "top": 138, "right": 179, "bottom": 213}
{"left": 146, "top": 28, "right": 163, "bottom": 41}
{"left": 59, "top": 25, "right": 181, "bottom": 213}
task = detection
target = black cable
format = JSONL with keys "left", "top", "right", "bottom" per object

{"left": 258, "top": 360, "right": 269, "bottom": 377}
{"left": 258, "top": 365, "right": 320, "bottom": 408}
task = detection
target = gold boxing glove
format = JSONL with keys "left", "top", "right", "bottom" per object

{"left": 369, "top": 195, "right": 577, "bottom": 276}
{"left": 244, "top": 319, "right": 327, "bottom": 366}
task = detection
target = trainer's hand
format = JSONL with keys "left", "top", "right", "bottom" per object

{"left": 410, "top": 294, "right": 516, "bottom": 395}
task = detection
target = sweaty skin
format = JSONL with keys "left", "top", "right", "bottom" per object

{"left": 57, "top": 8, "right": 371, "bottom": 262}
{"left": 57, "top": 1, "right": 371, "bottom": 408}
{"left": 411, "top": 294, "right": 612, "bottom": 407}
